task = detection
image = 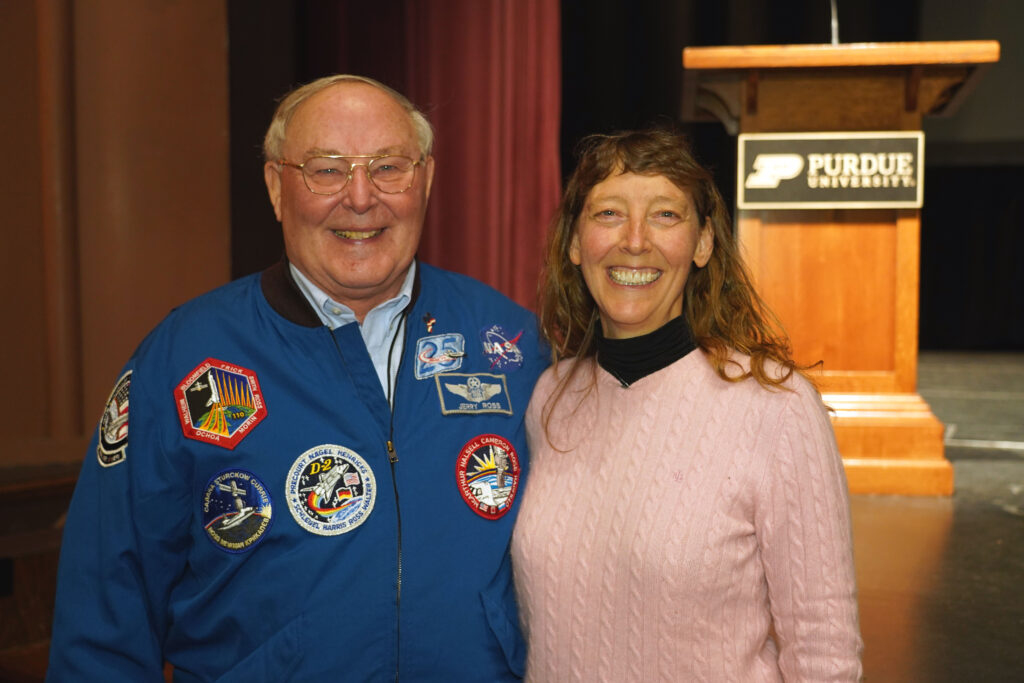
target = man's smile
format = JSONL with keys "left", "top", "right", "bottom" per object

{"left": 333, "top": 228, "right": 384, "bottom": 240}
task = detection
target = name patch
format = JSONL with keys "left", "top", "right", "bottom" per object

{"left": 435, "top": 373, "right": 512, "bottom": 415}
{"left": 175, "top": 359, "right": 267, "bottom": 450}
{"left": 202, "top": 469, "right": 273, "bottom": 553}
{"left": 456, "top": 434, "right": 521, "bottom": 520}
{"left": 286, "top": 445, "right": 376, "bottom": 536}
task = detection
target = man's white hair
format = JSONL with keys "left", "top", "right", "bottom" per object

{"left": 262, "top": 74, "right": 433, "bottom": 162}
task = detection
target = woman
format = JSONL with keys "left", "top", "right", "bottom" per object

{"left": 512, "top": 129, "right": 862, "bottom": 681}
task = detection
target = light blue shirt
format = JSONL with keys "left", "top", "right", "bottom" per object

{"left": 289, "top": 262, "right": 414, "bottom": 401}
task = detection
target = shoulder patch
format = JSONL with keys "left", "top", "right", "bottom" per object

{"left": 480, "top": 324, "right": 525, "bottom": 371}
{"left": 97, "top": 370, "right": 132, "bottom": 467}
{"left": 286, "top": 445, "right": 376, "bottom": 536}
{"left": 414, "top": 332, "right": 466, "bottom": 379}
{"left": 202, "top": 469, "right": 273, "bottom": 553}
{"left": 435, "top": 373, "right": 512, "bottom": 415}
{"left": 175, "top": 359, "right": 267, "bottom": 449}
{"left": 456, "top": 434, "right": 521, "bottom": 520}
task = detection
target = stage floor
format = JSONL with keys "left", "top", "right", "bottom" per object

{"left": 854, "top": 351, "right": 1024, "bottom": 681}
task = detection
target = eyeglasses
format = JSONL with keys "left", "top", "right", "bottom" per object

{"left": 278, "top": 154, "right": 423, "bottom": 195}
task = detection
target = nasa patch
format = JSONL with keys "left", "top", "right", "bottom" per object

{"left": 97, "top": 370, "right": 131, "bottom": 467}
{"left": 480, "top": 325, "right": 524, "bottom": 371}
{"left": 175, "top": 359, "right": 267, "bottom": 449}
{"left": 202, "top": 469, "right": 273, "bottom": 553}
{"left": 456, "top": 434, "right": 521, "bottom": 520}
{"left": 414, "top": 332, "right": 466, "bottom": 379}
{"left": 435, "top": 373, "right": 512, "bottom": 415}
{"left": 286, "top": 445, "right": 376, "bottom": 536}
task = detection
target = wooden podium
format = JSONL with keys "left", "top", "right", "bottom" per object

{"left": 682, "top": 42, "right": 999, "bottom": 495}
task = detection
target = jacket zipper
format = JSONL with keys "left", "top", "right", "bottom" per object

{"left": 386, "top": 438, "right": 401, "bottom": 682}
{"left": 327, "top": 312, "right": 408, "bottom": 682}
{"left": 385, "top": 314, "right": 408, "bottom": 683}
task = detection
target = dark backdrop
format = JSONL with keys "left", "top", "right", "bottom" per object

{"left": 228, "top": 0, "right": 1022, "bottom": 350}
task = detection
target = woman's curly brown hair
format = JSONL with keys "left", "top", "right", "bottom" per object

{"left": 539, "top": 128, "right": 810, "bottom": 433}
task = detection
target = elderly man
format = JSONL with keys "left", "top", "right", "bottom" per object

{"left": 47, "top": 75, "right": 545, "bottom": 681}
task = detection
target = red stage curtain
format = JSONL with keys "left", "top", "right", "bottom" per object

{"left": 404, "top": 0, "right": 561, "bottom": 311}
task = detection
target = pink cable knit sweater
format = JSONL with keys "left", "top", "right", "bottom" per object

{"left": 512, "top": 351, "right": 862, "bottom": 682}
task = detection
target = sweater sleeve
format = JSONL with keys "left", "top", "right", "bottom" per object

{"left": 756, "top": 381, "right": 863, "bottom": 682}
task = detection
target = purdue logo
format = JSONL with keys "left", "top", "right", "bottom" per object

{"left": 745, "top": 154, "right": 804, "bottom": 189}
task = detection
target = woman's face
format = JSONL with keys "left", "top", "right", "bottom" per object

{"left": 570, "top": 171, "right": 713, "bottom": 339}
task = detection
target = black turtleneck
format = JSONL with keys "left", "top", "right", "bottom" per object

{"left": 596, "top": 316, "right": 697, "bottom": 387}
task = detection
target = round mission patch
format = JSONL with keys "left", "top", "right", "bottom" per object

{"left": 456, "top": 434, "right": 520, "bottom": 520}
{"left": 97, "top": 370, "right": 132, "bottom": 467}
{"left": 286, "top": 445, "right": 376, "bottom": 536}
{"left": 202, "top": 469, "right": 273, "bottom": 553}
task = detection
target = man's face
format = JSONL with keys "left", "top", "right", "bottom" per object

{"left": 264, "top": 82, "right": 434, "bottom": 320}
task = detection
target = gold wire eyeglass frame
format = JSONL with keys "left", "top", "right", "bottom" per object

{"left": 278, "top": 154, "right": 424, "bottom": 195}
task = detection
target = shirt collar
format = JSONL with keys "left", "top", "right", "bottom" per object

{"left": 288, "top": 261, "right": 416, "bottom": 329}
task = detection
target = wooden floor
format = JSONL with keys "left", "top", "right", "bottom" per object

{"left": 853, "top": 352, "right": 1024, "bottom": 681}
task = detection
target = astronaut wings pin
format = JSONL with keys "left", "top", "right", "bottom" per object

{"left": 445, "top": 376, "right": 502, "bottom": 402}
{"left": 435, "top": 372, "right": 513, "bottom": 415}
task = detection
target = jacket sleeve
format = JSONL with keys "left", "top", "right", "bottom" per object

{"left": 756, "top": 381, "right": 864, "bottom": 682}
{"left": 47, "top": 361, "right": 192, "bottom": 682}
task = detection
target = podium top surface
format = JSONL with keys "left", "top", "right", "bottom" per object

{"left": 681, "top": 41, "right": 1000, "bottom": 131}
{"left": 683, "top": 41, "right": 1000, "bottom": 70}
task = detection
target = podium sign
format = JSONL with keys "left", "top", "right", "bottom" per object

{"left": 738, "top": 132, "right": 924, "bottom": 209}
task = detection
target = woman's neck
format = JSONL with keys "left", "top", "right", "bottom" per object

{"left": 596, "top": 316, "right": 696, "bottom": 387}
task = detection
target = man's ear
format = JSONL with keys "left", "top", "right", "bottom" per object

{"left": 264, "top": 162, "right": 283, "bottom": 222}
{"left": 422, "top": 156, "right": 436, "bottom": 200}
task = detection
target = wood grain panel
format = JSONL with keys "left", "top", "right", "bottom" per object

{"left": 0, "top": 1, "right": 48, "bottom": 436}
{"left": 75, "top": 1, "right": 231, "bottom": 422}
{"left": 740, "top": 210, "right": 898, "bottom": 374}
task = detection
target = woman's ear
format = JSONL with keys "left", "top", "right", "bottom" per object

{"left": 569, "top": 232, "right": 582, "bottom": 266}
{"left": 693, "top": 219, "right": 714, "bottom": 267}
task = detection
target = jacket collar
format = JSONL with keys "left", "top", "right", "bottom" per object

{"left": 259, "top": 257, "right": 422, "bottom": 328}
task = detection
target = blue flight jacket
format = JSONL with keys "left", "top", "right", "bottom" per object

{"left": 47, "top": 260, "right": 547, "bottom": 682}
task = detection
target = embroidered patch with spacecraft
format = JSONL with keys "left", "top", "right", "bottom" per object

{"left": 414, "top": 332, "right": 466, "bottom": 379}
{"left": 456, "top": 434, "right": 521, "bottom": 520}
{"left": 202, "top": 469, "right": 273, "bottom": 553}
{"left": 480, "top": 325, "right": 525, "bottom": 371}
{"left": 175, "top": 359, "right": 267, "bottom": 450}
{"left": 286, "top": 444, "right": 376, "bottom": 536}
{"left": 97, "top": 370, "right": 132, "bottom": 467}
{"left": 435, "top": 373, "right": 512, "bottom": 415}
